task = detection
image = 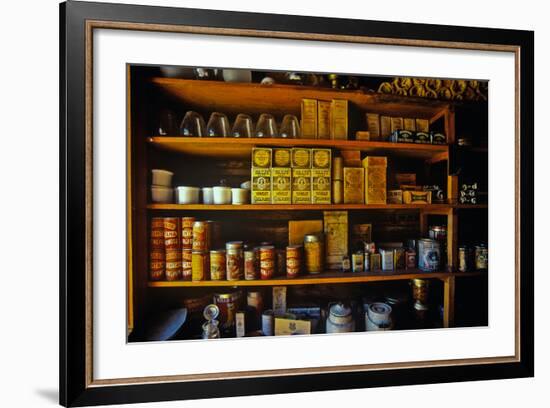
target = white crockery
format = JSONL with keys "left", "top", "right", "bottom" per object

{"left": 175, "top": 186, "right": 200, "bottom": 204}
{"left": 212, "top": 186, "right": 232, "bottom": 205}
{"left": 151, "top": 169, "right": 174, "bottom": 187}
{"left": 231, "top": 188, "right": 250, "bottom": 205}
{"left": 201, "top": 187, "right": 214, "bottom": 204}
{"left": 151, "top": 185, "right": 173, "bottom": 203}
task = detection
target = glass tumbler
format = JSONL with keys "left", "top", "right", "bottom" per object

{"left": 206, "top": 112, "right": 231, "bottom": 137}
{"left": 231, "top": 114, "right": 254, "bottom": 138}
{"left": 157, "top": 109, "right": 178, "bottom": 136}
{"left": 179, "top": 111, "right": 206, "bottom": 137}
{"left": 255, "top": 114, "right": 278, "bottom": 138}
{"left": 279, "top": 114, "right": 300, "bottom": 138}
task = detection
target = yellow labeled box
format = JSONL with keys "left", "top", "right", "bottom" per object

{"left": 343, "top": 167, "right": 364, "bottom": 204}
{"left": 362, "top": 156, "right": 387, "bottom": 204}
{"left": 317, "top": 100, "right": 331, "bottom": 140}
{"left": 330, "top": 99, "right": 348, "bottom": 140}
{"left": 366, "top": 113, "right": 381, "bottom": 140}
{"left": 324, "top": 211, "right": 349, "bottom": 270}
{"left": 274, "top": 318, "right": 311, "bottom": 336}
{"left": 380, "top": 115, "right": 392, "bottom": 141}
{"left": 292, "top": 168, "right": 312, "bottom": 204}
{"left": 252, "top": 167, "right": 272, "bottom": 204}
{"left": 301, "top": 98, "right": 317, "bottom": 139}
{"left": 272, "top": 167, "right": 292, "bottom": 204}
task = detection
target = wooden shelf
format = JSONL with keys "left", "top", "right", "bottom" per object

{"left": 148, "top": 137, "right": 449, "bottom": 160}
{"left": 151, "top": 77, "right": 451, "bottom": 120}
{"left": 148, "top": 203, "right": 487, "bottom": 211}
{"left": 148, "top": 269, "right": 484, "bottom": 287}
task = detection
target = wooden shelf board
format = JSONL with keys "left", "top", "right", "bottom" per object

{"left": 147, "top": 203, "right": 487, "bottom": 211}
{"left": 151, "top": 77, "right": 451, "bottom": 119}
{"left": 148, "top": 137, "right": 449, "bottom": 160}
{"left": 148, "top": 270, "right": 483, "bottom": 287}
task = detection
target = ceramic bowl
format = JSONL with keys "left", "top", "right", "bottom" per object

{"left": 201, "top": 187, "right": 214, "bottom": 204}
{"left": 231, "top": 188, "right": 249, "bottom": 205}
{"left": 151, "top": 186, "right": 173, "bottom": 203}
{"left": 151, "top": 169, "right": 173, "bottom": 187}
{"left": 175, "top": 186, "right": 200, "bottom": 204}
{"left": 213, "top": 186, "right": 232, "bottom": 204}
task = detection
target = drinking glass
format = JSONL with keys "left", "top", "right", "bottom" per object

{"left": 231, "top": 114, "right": 254, "bottom": 138}
{"left": 279, "top": 114, "right": 300, "bottom": 138}
{"left": 206, "top": 112, "right": 231, "bottom": 137}
{"left": 157, "top": 109, "right": 178, "bottom": 135}
{"left": 179, "top": 111, "right": 206, "bottom": 137}
{"left": 255, "top": 114, "right": 278, "bottom": 138}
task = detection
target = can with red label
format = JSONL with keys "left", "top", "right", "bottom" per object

{"left": 244, "top": 249, "right": 258, "bottom": 280}
{"left": 226, "top": 241, "right": 244, "bottom": 281}
{"left": 259, "top": 246, "right": 275, "bottom": 279}
{"left": 182, "top": 248, "right": 192, "bottom": 280}
{"left": 149, "top": 217, "right": 165, "bottom": 281}
{"left": 286, "top": 245, "right": 302, "bottom": 278}
{"left": 192, "top": 221, "right": 210, "bottom": 252}
{"left": 210, "top": 249, "right": 226, "bottom": 281}
{"left": 180, "top": 217, "right": 195, "bottom": 249}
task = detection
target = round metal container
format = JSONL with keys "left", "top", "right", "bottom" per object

{"left": 181, "top": 248, "right": 192, "bottom": 280}
{"left": 259, "top": 246, "right": 275, "bottom": 280}
{"left": 417, "top": 238, "right": 440, "bottom": 272}
{"left": 192, "top": 221, "right": 210, "bottom": 251}
{"left": 163, "top": 217, "right": 180, "bottom": 250}
{"left": 244, "top": 249, "right": 258, "bottom": 280}
{"left": 180, "top": 217, "right": 195, "bottom": 249}
{"left": 286, "top": 245, "right": 302, "bottom": 278}
{"left": 474, "top": 244, "right": 488, "bottom": 270}
{"left": 262, "top": 310, "right": 274, "bottom": 336}
{"left": 214, "top": 292, "right": 240, "bottom": 331}
{"left": 226, "top": 241, "right": 244, "bottom": 281}
{"left": 191, "top": 250, "right": 208, "bottom": 281}
{"left": 411, "top": 278, "right": 430, "bottom": 304}
{"left": 458, "top": 245, "right": 470, "bottom": 272}
{"left": 304, "top": 234, "right": 323, "bottom": 274}
{"left": 209, "top": 249, "right": 226, "bottom": 280}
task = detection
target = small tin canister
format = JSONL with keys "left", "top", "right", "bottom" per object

{"left": 352, "top": 251, "right": 364, "bottom": 273}
{"left": 210, "top": 249, "right": 226, "bottom": 281}
{"left": 475, "top": 244, "right": 488, "bottom": 270}
{"left": 364, "top": 242, "right": 376, "bottom": 254}
{"left": 405, "top": 249, "right": 416, "bottom": 269}
{"left": 192, "top": 250, "right": 209, "bottom": 281}
{"left": 364, "top": 251, "right": 370, "bottom": 271}
{"left": 226, "top": 241, "right": 244, "bottom": 281}
{"left": 262, "top": 309, "right": 274, "bottom": 336}
{"left": 411, "top": 278, "right": 430, "bottom": 304}
{"left": 418, "top": 238, "right": 440, "bottom": 272}
{"left": 259, "top": 246, "right": 275, "bottom": 280}
{"left": 182, "top": 248, "right": 192, "bottom": 280}
{"left": 163, "top": 217, "right": 180, "bottom": 250}
{"left": 370, "top": 253, "right": 381, "bottom": 270}
{"left": 380, "top": 248, "right": 394, "bottom": 271}
{"left": 394, "top": 248, "right": 405, "bottom": 270}
{"left": 286, "top": 245, "right": 302, "bottom": 278}
{"left": 192, "top": 221, "right": 210, "bottom": 252}
{"left": 458, "top": 245, "right": 470, "bottom": 272}
{"left": 304, "top": 234, "right": 323, "bottom": 274}
{"left": 214, "top": 292, "right": 239, "bottom": 331}
{"left": 180, "top": 217, "right": 195, "bottom": 249}
{"left": 244, "top": 249, "right": 258, "bottom": 280}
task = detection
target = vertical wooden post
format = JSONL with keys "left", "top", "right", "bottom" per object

{"left": 447, "top": 175, "right": 458, "bottom": 205}
{"left": 420, "top": 212, "right": 428, "bottom": 237}
{"left": 447, "top": 209, "right": 458, "bottom": 270}
{"left": 444, "top": 107, "right": 455, "bottom": 144}
{"left": 443, "top": 276, "right": 456, "bottom": 328}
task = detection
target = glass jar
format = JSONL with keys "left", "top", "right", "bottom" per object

{"left": 304, "top": 234, "right": 324, "bottom": 274}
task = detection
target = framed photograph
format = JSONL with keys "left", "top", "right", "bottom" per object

{"left": 60, "top": 1, "right": 534, "bottom": 406}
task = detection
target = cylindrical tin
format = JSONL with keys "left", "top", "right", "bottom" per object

{"left": 163, "top": 217, "right": 180, "bottom": 251}
{"left": 262, "top": 310, "right": 274, "bottom": 336}
{"left": 341, "top": 255, "right": 351, "bottom": 272}
{"left": 165, "top": 246, "right": 182, "bottom": 281}
{"left": 181, "top": 248, "right": 192, "bottom": 280}
{"left": 226, "top": 241, "right": 244, "bottom": 281}
{"left": 259, "top": 245, "right": 275, "bottom": 280}
{"left": 393, "top": 248, "right": 405, "bottom": 270}
{"left": 214, "top": 292, "right": 239, "bottom": 331}
{"left": 210, "top": 249, "right": 226, "bottom": 280}
{"left": 286, "top": 245, "right": 302, "bottom": 278}
{"left": 364, "top": 242, "right": 376, "bottom": 255}
{"left": 304, "top": 234, "right": 323, "bottom": 274}
{"left": 380, "top": 248, "right": 394, "bottom": 271}
{"left": 405, "top": 249, "right": 416, "bottom": 269}
{"left": 332, "top": 157, "right": 343, "bottom": 180}
{"left": 276, "top": 249, "right": 286, "bottom": 277}
{"left": 192, "top": 221, "right": 210, "bottom": 252}
{"left": 363, "top": 251, "right": 370, "bottom": 271}
{"left": 244, "top": 249, "right": 258, "bottom": 280}
{"left": 180, "top": 217, "right": 195, "bottom": 249}
{"left": 411, "top": 278, "right": 430, "bottom": 304}
{"left": 458, "top": 245, "right": 470, "bottom": 272}
{"left": 366, "top": 302, "right": 393, "bottom": 328}
{"left": 417, "top": 238, "right": 441, "bottom": 272}
{"left": 247, "top": 291, "right": 264, "bottom": 319}
{"left": 191, "top": 250, "right": 208, "bottom": 281}
{"left": 429, "top": 225, "right": 447, "bottom": 266}
{"left": 149, "top": 217, "right": 165, "bottom": 281}
{"left": 332, "top": 180, "right": 343, "bottom": 204}
{"left": 474, "top": 244, "right": 488, "bottom": 270}
{"left": 352, "top": 251, "right": 364, "bottom": 273}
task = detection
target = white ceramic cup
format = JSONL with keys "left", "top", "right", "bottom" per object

{"left": 231, "top": 188, "right": 249, "bottom": 205}
{"left": 175, "top": 186, "right": 200, "bottom": 204}
{"left": 151, "top": 169, "right": 174, "bottom": 187}
{"left": 213, "top": 186, "right": 232, "bottom": 204}
{"left": 151, "top": 186, "right": 173, "bottom": 203}
{"left": 201, "top": 187, "right": 214, "bottom": 204}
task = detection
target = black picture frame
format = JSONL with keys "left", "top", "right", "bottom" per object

{"left": 60, "top": 1, "right": 534, "bottom": 406}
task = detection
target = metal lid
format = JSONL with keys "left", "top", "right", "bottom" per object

{"left": 259, "top": 245, "right": 275, "bottom": 251}
{"left": 210, "top": 249, "right": 226, "bottom": 254}
{"left": 419, "top": 238, "right": 437, "bottom": 244}
{"left": 225, "top": 241, "right": 244, "bottom": 249}
{"left": 287, "top": 244, "right": 303, "bottom": 249}
{"left": 413, "top": 300, "right": 429, "bottom": 311}
{"left": 304, "top": 234, "right": 322, "bottom": 243}
{"left": 203, "top": 304, "right": 219, "bottom": 321}
{"left": 329, "top": 302, "right": 352, "bottom": 318}
{"left": 412, "top": 278, "right": 429, "bottom": 286}
{"left": 429, "top": 225, "right": 446, "bottom": 231}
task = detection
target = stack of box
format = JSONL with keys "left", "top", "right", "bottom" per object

{"left": 311, "top": 148, "right": 331, "bottom": 204}
{"left": 365, "top": 113, "right": 435, "bottom": 143}
{"left": 271, "top": 148, "right": 292, "bottom": 204}
{"left": 291, "top": 148, "right": 312, "bottom": 204}
{"left": 332, "top": 157, "right": 344, "bottom": 204}
{"left": 324, "top": 211, "right": 348, "bottom": 270}
{"left": 251, "top": 147, "right": 272, "bottom": 204}
{"left": 301, "top": 98, "right": 348, "bottom": 140}
{"left": 362, "top": 156, "right": 387, "bottom": 204}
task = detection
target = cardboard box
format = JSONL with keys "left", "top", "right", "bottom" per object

{"left": 288, "top": 220, "right": 323, "bottom": 246}
{"left": 272, "top": 167, "right": 292, "bottom": 204}
{"left": 343, "top": 167, "right": 365, "bottom": 204}
{"left": 291, "top": 148, "right": 311, "bottom": 169}
{"left": 252, "top": 147, "right": 272, "bottom": 168}
{"left": 323, "top": 211, "right": 349, "bottom": 270}
{"left": 301, "top": 98, "right": 317, "bottom": 139}
{"left": 355, "top": 131, "right": 370, "bottom": 141}
{"left": 362, "top": 156, "right": 387, "bottom": 204}
{"left": 390, "top": 117, "right": 404, "bottom": 132}
{"left": 403, "top": 190, "right": 432, "bottom": 204}
{"left": 395, "top": 173, "right": 417, "bottom": 186}
{"left": 341, "top": 150, "right": 362, "bottom": 167}
{"left": 292, "top": 168, "right": 312, "bottom": 204}
{"left": 317, "top": 100, "right": 331, "bottom": 139}
{"left": 272, "top": 286, "right": 287, "bottom": 315}
{"left": 332, "top": 157, "right": 344, "bottom": 180}
{"left": 236, "top": 312, "right": 245, "bottom": 337}
{"left": 274, "top": 318, "right": 311, "bottom": 335}
{"left": 387, "top": 190, "right": 403, "bottom": 204}
{"left": 273, "top": 148, "right": 291, "bottom": 167}
{"left": 312, "top": 169, "right": 331, "bottom": 204}
{"left": 366, "top": 113, "right": 381, "bottom": 140}
{"left": 330, "top": 99, "right": 348, "bottom": 140}
{"left": 251, "top": 167, "right": 272, "bottom": 204}
{"left": 403, "top": 118, "right": 417, "bottom": 132}
{"left": 380, "top": 116, "right": 392, "bottom": 140}
{"left": 415, "top": 118, "right": 430, "bottom": 133}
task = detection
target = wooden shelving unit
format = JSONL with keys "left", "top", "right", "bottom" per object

{"left": 148, "top": 203, "right": 487, "bottom": 211}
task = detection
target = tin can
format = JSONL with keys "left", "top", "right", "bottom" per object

{"left": 286, "top": 245, "right": 302, "bottom": 278}
{"left": 165, "top": 248, "right": 182, "bottom": 281}
{"left": 394, "top": 248, "right": 405, "bottom": 270}
{"left": 417, "top": 239, "right": 440, "bottom": 272}
{"left": 149, "top": 217, "right": 165, "bottom": 281}
{"left": 458, "top": 245, "right": 470, "bottom": 272}
{"left": 180, "top": 217, "right": 195, "bottom": 249}
{"left": 474, "top": 244, "right": 488, "bottom": 270}
{"left": 405, "top": 249, "right": 416, "bottom": 269}
{"left": 352, "top": 251, "right": 364, "bottom": 273}
{"left": 380, "top": 248, "right": 394, "bottom": 271}
{"left": 304, "top": 234, "right": 323, "bottom": 274}
{"left": 259, "top": 246, "right": 275, "bottom": 280}
{"left": 182, "top": 248, "right": 192, "bottom": 280}
{"left": 363, "top": 251, "right": 370, "bottom": 271}
{"left": 370, "top": 253, "right": 381, "bottom": 270}
{"left": 192, "top": 221, "right": 210, "bottom": 251}
{"left": 429, "top": 225, "right": 447, "bottom": 265}
{"left": 276, "top": 249, "right": 286, "bottom": 276}
{"left": 226, "top": 241, "right": 244, "bottom": 281}
{"left": 214, "top": 292, "right": 240, "bottom": 331}
{"left": 364, "top": 242, "right": 376, "bottom": 254}
{"left": 341, "top": 255, "right": 351, "bottom": 272}
{"left": 191, "top": 250, "right": 208, "bottom": 281}
{"left": 244, "top": 249, "right": 258, "bottom": 280}
{"left": 163, "top": 217, "right": 180, "bottom": 250}
{"left": 210, "top": 249, "right": 226, "bottom": 280}
{"left": 247, "top": 291, "right": 264, "bottom": 319}
{"left": 262, "top": 309, "right": 274, "bottom": 336}
{"left": 411, "top": 278, "right": 430, "bottom": 304}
